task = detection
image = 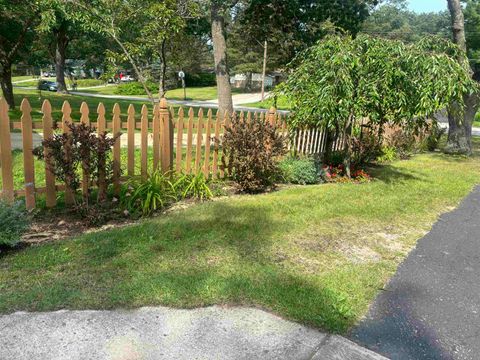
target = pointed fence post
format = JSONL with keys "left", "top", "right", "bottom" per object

{"left": 42, "top": 100, "right": 56, "bottom": 208}
{"left": 21, "top": 99, "right": 35, "bottom": 210}
{"left": 62, "top": 101, "right": 75, "bottom": 206}
{"left": 0, "top": 98, "right": 14, "bottom": 203}
{"left": 268, "top": 106, "right": 276, "bottom": 126}
{"left": 159, "top": 97, "right": 173, "bottom": 173}
{"left": 80, "top": 102, "right": 90, "bottom": 203}
{"left": 97, "top": 103, "right": 107, "bottom": 202}
{"left": 112, "top": 103, "right": 121, "bottom": 195}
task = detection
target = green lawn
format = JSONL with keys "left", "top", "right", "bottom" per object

{"left": 246, "top": 95, "right": 291, "bottom": 110}
{"left": 1, "top": 140, "right": 480, "bottom": 333}
{"left": 12, "top": 75, "right": 37, "bottom": 83}
{"left": 474, "top": 120, "right": 480, "bottom": 128}
{"left": 10, "top": 88, "right": 165, "bottom": 123}
{"left": 82, "top": 85, "right": 245, "bottom": 101}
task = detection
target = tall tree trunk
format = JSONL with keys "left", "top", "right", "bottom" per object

{"left": 211, "top": 3, "right": 233, "bottom": 117}
{"left": 55, "top": 24, "right": 69, "bottom": 94}
{"left": 159, "top": 39, "right": 167, "bottom": 99}
{"left": 446, "top": 0, "right": 478, "bottom": 155}
{"left": 445, "top": 93, "right": 479, "bottom": 155}
{"left": 0, "top": 63, "right": 15, "bottom": 109}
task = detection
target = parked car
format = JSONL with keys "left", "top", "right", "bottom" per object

{"left": 42, "top": 71, "right": 55, "bottom": 78}
{"left": 120, "top": 74, "right": 134, "bottom": 82}
{"left": 38, "top": 80, "right": 58, "bottom": 92}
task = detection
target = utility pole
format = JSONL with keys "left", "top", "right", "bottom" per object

{"left": 261, "top": 40, "right": 267, "bottom": 102}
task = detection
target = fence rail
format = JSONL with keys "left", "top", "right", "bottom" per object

{"left": 0, "top": 96, "right": 344, "bottom": 210}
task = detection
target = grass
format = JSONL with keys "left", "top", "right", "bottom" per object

{"left": 474, "top": 120, "right": 480, "bottom": 128}
{"left": 5, "top": 146, "right": 220, "bottom": 192}
{"left": 12, "top": 75, "right": 36, "bottom": 83}
{"left": 10, "top": 88, "right": 153, "bottom": 123}
{"left": 246, "top": 94, "right": 291, "bottom": 110}
{"left": 14, "top": 78, "right": 105, "bottom": 88}
{"left": 78, "top": 85, "right": 246, "bottom": 101}
{"left": 1, "top": 140, "right": 480, "bottom": 333}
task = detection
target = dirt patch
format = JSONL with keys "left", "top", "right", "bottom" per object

{"left": 339, "top": 244, "right": 382, "bottom": 264}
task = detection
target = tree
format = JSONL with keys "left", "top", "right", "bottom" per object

{"left": 279, "top": 34, "right": 477, "bottom": 175}
{"left": 210, "top": 1, "right": 235, "bottom": 116}
{"left": 362, "top": 0, "right": 450, "bottom": 42}
{"left": 0, "top": 1, "right": 41, "bottom": 108}
{"left": 239, "top": 0, "right": 379, "bottom": 69}
{"left": 445, "top": 0, "right": 479, "bottom": 154}
{"left": 66, "top": 0, "right": 195, "bottom": 102}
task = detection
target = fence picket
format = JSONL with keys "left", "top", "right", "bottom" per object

{"left": 0, "top": 98, "right": 14, "bottom": 203}
{"left": 127, "top": 104, "right": 135, "bottom": 176}
{"left": 160, "top": 98, "right": 173, "bottom": 173}
{"left": 186, "top": 108, "right": 194, "bottom": 174}
{"left": 96, "top": 103, "right": 107, "bottom": 201}
{"left": 153, "top": 104, "right": 160, "bottom": 171}
{"left": 204, "top": 109, "right": 212, "bottom": 176}
{"left": 176, "top": 108, "right": 184, "bottom": 173}
{"left": 62, "top": 101, "right": 75, "bottom": 205}
{"left": 195, "top": 108, "right": 204, "bottom": 174}
{"left": 212, "top": 110, "right": 221, "bottom": 178}
{"left": 112, "top": 103, "right": 121, "bottom": 195}
{"left": 141, "top": 105, "right": 149, "bottom": 179}
{"left": 20, "top": 99, "right": 35, "bottom": 210}
{"left": 42, "top": 100, "right": 56, "bottom": 207}
{"left": 80, "top": 102, "right": 90, "bottom": 201}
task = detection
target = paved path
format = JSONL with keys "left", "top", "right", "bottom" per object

{"left": 0, "top": 306, "right": 385, "bottom": 360}
{"left": 350, "top": 186, "right": 480, "bottom": 360}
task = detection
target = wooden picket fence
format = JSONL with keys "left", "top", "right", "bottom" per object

{"left": 0, "top": 96, "right": 348, "bottom": 210}
{"left": 0, "top": 97, "right": 271, "bottom": 209}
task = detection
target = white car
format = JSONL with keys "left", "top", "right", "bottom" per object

{"left": 120, "top": 75, "right": 134, "bottom": 82}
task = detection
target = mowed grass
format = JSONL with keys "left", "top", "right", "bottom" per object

{"left": 10, "top": 89, "right": 154, "bottom": 124}
{"left": 1, "top": 139, "right": 480, "bottom": 333}
{"left": 246, "top": 94, "right": 291, "bottom": 110}
{"left": 83, "top": 85, "right": 245, "bottom": 101}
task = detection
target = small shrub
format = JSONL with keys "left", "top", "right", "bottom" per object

{"left": 123, "top": 170, "right": 177, "bottom": 216}
{"left": 279, "top": 156, "right": 321, "bottom": 185}
{"left": 174, "top": 172, "right": 213, "bottom": 200}
{"left": 33, "top": 122, "right": 119, "bottom": 206}
{"left": 377, "top": 146, "right": 397, "bottom": 163}
{"left": 385, "top": 129, "right": 416, "bottom": 159}
{"left": 221, "top": 115, "right": 287, "bottom": 193}
{"left": 0, "top": 201, "right": 29, "bottom": 247}
{"left": 351, "top": 133, "right": 383, "bottom": 166}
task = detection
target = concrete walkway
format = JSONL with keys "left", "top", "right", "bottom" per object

{"left": 0, "top": 306, "right": 385, "bottom": 360}
{"left": 350, "top": 186, "right": 480, "bottom": 360}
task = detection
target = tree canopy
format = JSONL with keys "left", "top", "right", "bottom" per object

{"left": 278, "top": 34, "right": 478, "bottom": 171}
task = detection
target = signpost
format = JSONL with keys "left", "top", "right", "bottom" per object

{"left": 178, "top": 71, "right": 186, "bottom": 100}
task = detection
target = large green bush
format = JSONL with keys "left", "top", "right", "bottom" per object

{"left": 279, "top": 157, "right": 321, "bottom": 185}
{"left": 185, "top": 72, "right": 216, "bottom": 87}
{"left": 114, "top": 81, "right": 159, "bottom": 95}
{"left": 0, "top": 201, "right": 29, "bottom": 247}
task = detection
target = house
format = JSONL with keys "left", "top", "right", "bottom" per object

{"left": 230, "top": 73, "right": 276, "bottom": 90}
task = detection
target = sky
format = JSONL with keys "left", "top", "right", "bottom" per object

{"left": 408, "top": 0, "right": 447, "bottom": 13}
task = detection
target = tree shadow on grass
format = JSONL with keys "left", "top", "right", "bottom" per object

{"left": 0, "top": 199, "right": 361, "bottom": 332}
{"left": 369, "top": 164, "right": 421, "bottom": 185}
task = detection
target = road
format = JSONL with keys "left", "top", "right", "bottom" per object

{"left": 350, "top": 186, "right": 480, "bottom": 359}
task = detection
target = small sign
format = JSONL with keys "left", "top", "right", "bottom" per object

{"left": 178, "top": 71, "right": 185, "bottom": 79}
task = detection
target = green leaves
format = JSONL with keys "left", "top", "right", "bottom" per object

{"left": 280, "top": 34, "right": 478, "bottom": 131}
